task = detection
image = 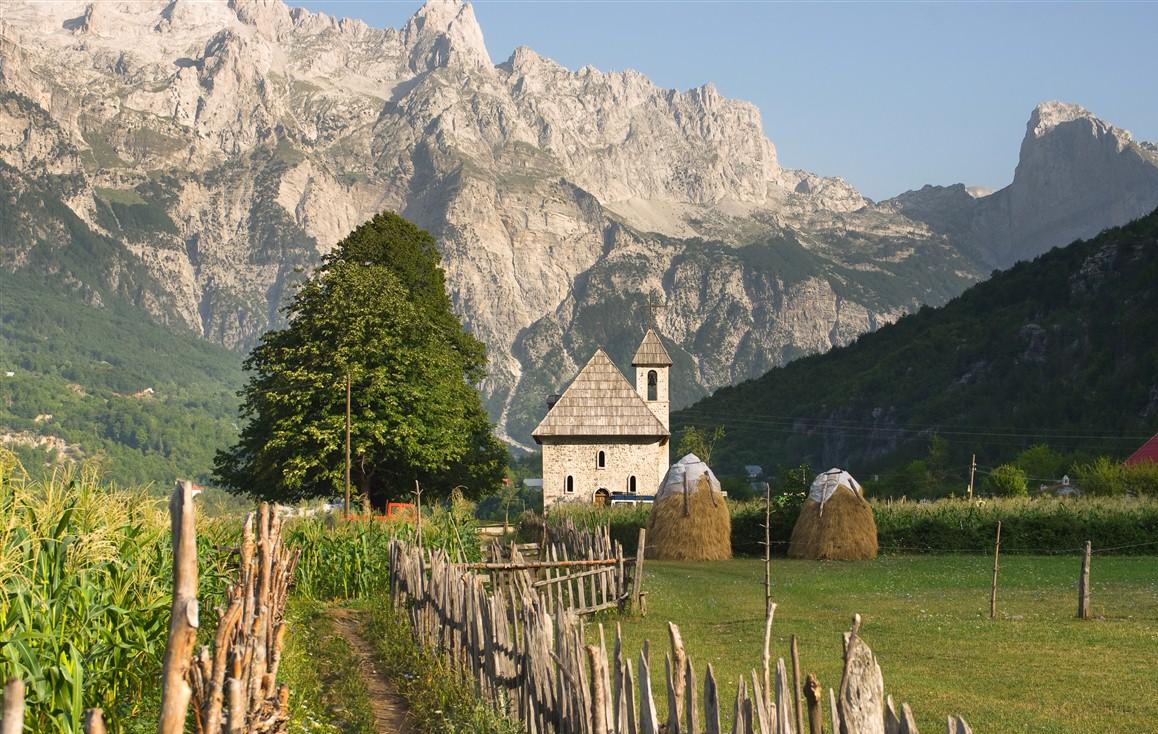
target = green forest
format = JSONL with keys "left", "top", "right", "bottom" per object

{"left": 673, "top": 208, "right": 1158, "bottom": 493}
{"left": 0, "top": 271, "right": 243, "bottom": 487}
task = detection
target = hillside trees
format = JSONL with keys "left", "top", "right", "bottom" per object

{"left": 214, "top": 213, "right": 506, "bottom": 505}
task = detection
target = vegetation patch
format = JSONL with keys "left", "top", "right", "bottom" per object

{"left": 365, "top": 594, "right": 521, "bottom": 734}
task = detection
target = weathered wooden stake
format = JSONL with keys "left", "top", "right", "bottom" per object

{"left": 989, "top": 521, "right": 1002, "bottom": 620}
{"left": 1077, "top": 540, "right": 1092, "bottom": 619}
{"left": 158, "top": 479, "right": 199, "bottom": 734}
{"left": 790, "top": 635, "right": 804, "bottom": 734}
{"left": 803, "top": 674, "right": 822, "bottom": 734}
{"left": 762, "top": 602, "right": 776, "bottom": 715}
{"left": 413, "top": 480, "right": 423, "bottom": 546}
{"left": 632, "top": 528, "right": 647, "bottom": 614}
{"left": 2, "top": 679, "right": 24, "bottom": 734}
{"left": 83, "top": 709, "right": 106, "bottom": 734}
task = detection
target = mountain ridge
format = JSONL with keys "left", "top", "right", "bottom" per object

{"left": 2, "top": 0, "right": 1157, "bottom": 449}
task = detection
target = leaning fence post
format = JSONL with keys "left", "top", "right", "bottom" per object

{"left": 158, "top": 479, "right": 199, "bottom": 734}
{"left": 2, "top": 679, "right": 24, "bottom": 734}
{"left": 1077, "top": 540, "right": 1092, "bottom": 620}
{"left": 989, "top": 521, "right": 1002, "bottom": 620}
{"left": 632, "top": 529, "right": 647, "bottom": 615}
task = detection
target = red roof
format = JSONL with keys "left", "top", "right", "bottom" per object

{"left": 1125, "top": 433, "right": 1158, "bottom": 466}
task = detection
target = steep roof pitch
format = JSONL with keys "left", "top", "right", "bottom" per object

{"left": 1125, "top": 432, "right": 1158, "bottom": 466}
{"left": 632, "top": 329, "right": 673, "bottom": 366}
{"left": 532, "top": 349, "right": 669, "bottom": 442}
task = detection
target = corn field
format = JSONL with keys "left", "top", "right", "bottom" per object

{"left": 0, "top": 454, "right": 234, "bottom": 732}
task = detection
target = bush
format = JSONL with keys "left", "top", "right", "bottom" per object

{"left": 985, "top": 464, "right": 1028, "bottom": 497}
{"left": 1122, "top": 461, "right": 1158, "bottom": 496}
{"left": 1073, "top": 457, "right": 1125, "bottom": 496}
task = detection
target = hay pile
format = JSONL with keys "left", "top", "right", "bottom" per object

{"left": 646, "top": 453, "right": 732, "bottom": 561}
{"left": 787, "top": 468, "right": 878, "bottom": 561}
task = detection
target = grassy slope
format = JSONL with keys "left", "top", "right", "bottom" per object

{"left": 0, "top": 271, "right": 244, "bottom": 486}
{"left": 610, "top": 557, "right": 1157, "bottom": 734}
{"left": 673, "top": 208, "right": 1158, "bottom": 477}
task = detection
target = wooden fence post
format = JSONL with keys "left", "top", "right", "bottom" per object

{"left": 632, "top": 529, "right": 647, "bottom": 615}
{"left": 158, "top": 480, "right": 199, "bottom": 734}
{"left": 83, "top": 709, "right": 106, "bottom": 734}
{"left": 2, "top": 679, "right": 24, "bottom": 734}
{"left": 989, "top": 521, "right": 1002, "bottom": 620}
{"left": 803, "top": 674, "right": 822, "bottom": 734}
{"left": 1077, "top": 540, "right": 1092, "bottom": 620}
{"left": 790, "top": 635, "right": 804, "bottom": 734}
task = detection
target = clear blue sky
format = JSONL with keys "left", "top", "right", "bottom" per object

{"left": 298, "top": 1, "right": 1158, "bottom": 201}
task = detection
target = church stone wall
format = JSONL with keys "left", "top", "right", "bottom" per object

{"left": 542, "top": 437, "right": 669, "bottom": 510}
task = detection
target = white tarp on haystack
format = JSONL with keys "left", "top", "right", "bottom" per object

{"left": 809, "top": 468, "right": 863, "bottom": 512}
{"left": 655, "top": 453, "right": 722, "bottom": 501}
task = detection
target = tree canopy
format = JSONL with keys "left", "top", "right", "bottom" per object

{"left": 214, "top": 212, "right": 506, "bottom": 505}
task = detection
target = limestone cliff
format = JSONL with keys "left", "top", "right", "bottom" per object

{"left": 1, "top": 1, "right": 1151, "bottom": 447}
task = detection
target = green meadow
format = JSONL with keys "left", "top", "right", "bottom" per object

{"left": 607, "top": 556, "right": 1158, "bottom": 734}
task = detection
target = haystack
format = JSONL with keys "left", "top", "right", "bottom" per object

{"left": 646, "top": 453, "right": 732, "bottom": 561}
{"left": 787, "top": 468, "right": 878, "bottom": 561}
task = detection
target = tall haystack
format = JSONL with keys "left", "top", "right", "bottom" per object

{"left": 646, "top": 454, "right": 732, "bottom": 561}
{"left": 788, "top": 468, "right": 878, "bottom": 561}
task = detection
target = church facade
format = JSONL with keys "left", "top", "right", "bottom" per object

{"left": 532, "top": 330, "right": 673, "bottom": 509}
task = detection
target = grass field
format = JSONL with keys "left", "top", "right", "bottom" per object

{"left": 606, "top": 556, "right": 1158, "bottom": 734}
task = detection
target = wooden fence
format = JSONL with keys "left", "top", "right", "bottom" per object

{"left": 474, "top": 523, "right": 646, "bottom": 616}
{"left": 389, "top": 539, "right": 972, "bottom": 734}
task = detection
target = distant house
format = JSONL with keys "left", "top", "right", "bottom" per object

{"left": 532, "top": 330, "right": 672, "bottom": 509}
{"left": 1037, "top": 475, "right": 1081, "bottom": 497}
{"left": 1125, "top": 432, "right": 1158, "bottom": 466}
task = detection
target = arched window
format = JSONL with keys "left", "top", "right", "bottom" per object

{"left": 565, "top": 475, "right": 574, "bottom": 493}
{"left": 647, "top": 370, "right": 658, "bottom": 401}
{"left": 597, "top": 450, "right": 606, "bottom": 469}
{"left": 628, "top": 476, "right": 637, "bottom": 493}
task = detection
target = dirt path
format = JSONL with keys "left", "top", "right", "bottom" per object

{"left": 326, "top": 608, "right": 416, "bottom": 734}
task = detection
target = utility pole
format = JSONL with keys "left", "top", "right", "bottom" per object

{"left": 344, "top": 371, "right": 352, "bottom": 519}
{"left": 967, "top": 454, "right": 977, "bottom": 500}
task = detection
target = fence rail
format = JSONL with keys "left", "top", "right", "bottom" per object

{"left": 388, "top": 539, "right": 971, "bottom": 734}
{"left": 480, "top": 522, "right": 646, "bottom": 616}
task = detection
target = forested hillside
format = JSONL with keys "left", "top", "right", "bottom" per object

{"left": 674, "top": 209, "right": 1158, "bottom": 487}
{"left": 0, "top": 272, "right": 243, "bottom": 486}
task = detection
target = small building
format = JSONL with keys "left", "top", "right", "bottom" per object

{"left": 1125, "top": 432, "right": 1158, "bottom": 466}
{"left": 532, "top": 330, "right": 672, "bottom": 509}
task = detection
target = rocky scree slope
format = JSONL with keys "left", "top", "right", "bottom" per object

{"left": 1, "top": 0, "right": 1156, "bottom": 447}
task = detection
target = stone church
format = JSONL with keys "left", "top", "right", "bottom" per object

{"left": 532, "top": 330, "right": 672, "bottom": 509}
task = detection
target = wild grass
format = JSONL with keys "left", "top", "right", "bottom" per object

{"left": 364, "top": 594, "right": 520, "bottom": 734}
{"left": 610, "top": 555, "right": 1158, "bottom": 734}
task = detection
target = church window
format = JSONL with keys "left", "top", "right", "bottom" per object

{"left": 597, "top": 450, "right": 606, "bottom": 469}
{"left": 647, "top": 370, "right": 658, "bottom": 401}
{"left": 629, "top": 476, "right": 637, "bottom": 493}
{"left": 565, "top": 475, "right": 574, "bottom": 493}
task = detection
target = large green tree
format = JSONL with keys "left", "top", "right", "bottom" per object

{"left": 214, "top": 213, "right": 506, "bottom": 505}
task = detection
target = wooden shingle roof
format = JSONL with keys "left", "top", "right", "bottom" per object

{"left": 532, "top": 349, "right": 669, "bottom": 442}
{"left": 632, "top": 329, "right": 672, "bottom": 366}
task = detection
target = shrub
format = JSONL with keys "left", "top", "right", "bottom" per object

{"left": 1122, "top": 461, "right": 1158, "bottom": 497}
{"left": 1073, "top": 457, "right": 1125, "bottom": 496}
{"left": 985, "top": 464, "right": 1028, "bottom": 497}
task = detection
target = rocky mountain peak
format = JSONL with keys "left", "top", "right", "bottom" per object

{"left": 1028, "top": 100, "right": 1096, "bottom": 138}
{"left": 228, "top": 0, "right": 293, "bottom": 40}
{"left": 403, "top": 0, "right": 491, "bottom": 72}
